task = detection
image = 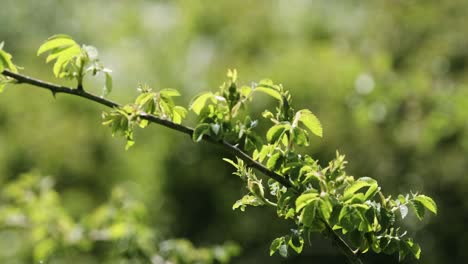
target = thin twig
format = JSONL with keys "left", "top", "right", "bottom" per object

{"left": 1, "top": 69, "right": 363, "bottom": 264}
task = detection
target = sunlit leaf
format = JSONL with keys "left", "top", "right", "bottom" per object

{"left": 160, "top": 88, "right": 181, "bottom": 98}
{"left": 172, "top": 106, "right": 187, "bottom": 124}
{"left": 255, "top": 86, "right": 282, "bottom": 101}
{"left": 240, "top": 85, "right": 252, "bottom": 97}
{"left": 0, "top": 48, "right": 18, "bottom": 72}
{"left": 104, "top": 72, "right": 112, "bottom": 96}
{"left": 266, "top": 152, "right": 283, "bottom": 171}
{"left": 270, "top": 237, "right": 284, "bottom": 256}
{"left": 190, "top": 92, "right": 214, "bottom": 115}
{"left": 410, "top": 200, "right": 425, "bottom": 220}
{"left": 288, "top": 235, "right": 304, "bottom": 254}
{"left": 37, "top": 34, "right": 77, "bottom": 56}
{"left": 295, "top": 109, "right": 322, "bottom": 137}
{"left": 232, "top": 194, "right": 263, "bottom": 211}
{"left": 295, "top": 191, "right": 319, "bottom": 212}
{"left": 266, "top": 124, "right": 288, "bottom": 143}
{"left": 414, "top": 195, "right": 437, "bottom": 215}
{"left": 192, "top": 123, "right": 211, "bottom": 142}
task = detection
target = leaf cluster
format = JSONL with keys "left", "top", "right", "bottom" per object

{"left": 37, "top": 34, "right": 112, "bottom": 94}
{"left": 0, "top": 35, "right": 438, "bottom": 263}
{"left": 0, "top": 42, "right": 19, "bottom": 92}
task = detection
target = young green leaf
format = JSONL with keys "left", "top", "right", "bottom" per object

{"left": 266, "top": 152, "right": 283, "bottom": 171}
{"left": 192, "top": 123, "right": 211, "bottom": 142}
{"left": 104, "top": 72, "right": 113, "bottom": 96}
{"left": 295, "top": 109, "right": 323, "bottom": 137}
{"left": 190, "top": 92, "right": 214, "bottom": 114}
{"left": 342, "top": 177, "right": 377, "bottom": 201}
{"left": 0, "top": 48, "right": 18, "bottom": 73}
{"left": 160, "top": 88, "right": 181, "bottom": 98}
{"left": 48, "top": 45, "right": 81, "bottom": 77}
{"left": 318, "top": 197, "right": 333, "bottom": 222}
{"left": 266, "top": 124, "right": 288, "bottom": 143}
{"left": 240, "top": 85, "right": 252, "bottom": 98}
{"left": 270, "top": 237, "right": 284, "bottom": 256}
{"left": 413, "top": 195, "right": 437, "bottom": 214}
{"left": 295, "top": 191, "right": 319, "bottom": 212}
{"left": 232, "top": 194, "right": 263, "bottom": 211}
{"left": 172, "top": 106, "right": 187, "bottom": 124}
{"left": 291, "top": 127, "right": 309, "bottom": 146}
{"left": 410, "top": 200, "right": 425, "bottom": 220}
{"left": 37, "top": 34, "right": 77, "bottom": 56}
{"left": 288, "top": 235, "right": 304, "bottom": 254}
{"left": 255, "top": 86, "right": 283, "bottom": 101}
{"left": 45, "top": 45, "right": 81, "bottom": 63}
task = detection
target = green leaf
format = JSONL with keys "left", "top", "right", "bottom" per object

{"left": 192, "top": 123, "right": 211, "bottom": 142}
{"left": 104, "top": 72, "right": 112, "bottom": 96}
{"left": 232, "top": 194, "right": 263, "bottom": 211}
{"left": 295, "top": 109, "right": 323, "bottom": 137}
{"left": 227, "top": 69, "right": 238, "bottom": 82}
{"left": 50, "top": 46, "right": 81, "bottom": 77}
{"left": 0, "top": 48, "right": 18, "bottom": 72}
{"left": 300, "top": 203, "right": 322, "bottom": 230}
{"left": 414, "top": 195, "right": 437, "bottom": 214}
{"left": 253, "top": 145, "right": 272, "bottom": 162}
{"left": 266, "top": 152, "right": 283, "bottom": 171}
{"left": 410, "top": 200, "right": 425, "bottom": 220}
{"left": 135, "top": 92, "right": 155, "bottom": 106}
{"left": 240, "top": 85, "right": 252, "bottom": 97}
{"left": 266, "top": 124, "right": 288, "bottom": 143}
{"left": 255, "top": 86, "right": 283, "bottom": 101}
{"left": 270, "top": 237, "right": 284, "bottom": 256}
{"left": 288, "top": 235, "right": 304, "bottom": 254}
{"left": 190, "top": 92, "right": 215, "bottom": 114}
{"left": 37, "top": 34, "right": 77, "bottom": 56}
{"left": 405, "top": 239, "right": 421, "bottom": 259}
{"left": 342, "top": 177, "right": 377, "bottom": 201}
{"left": 160, "top": 88, "right": 181, "bottom": 98}
{"left": 291, "top": 127, "right": 309, "bottom": 146}
{"left": 172, "top": 106, "right": 187, "bottom": 124}
{"left": 318, "top": 197, "right": 333, "bottom": 222}
{"left": 295, "top": 191, "right": 319, "bottom": 212}
{"left": 45, "top": 45, "right": 81, "bottom": 63}
{"left": 223, "top": 158, "right": 238, "bottom": 168}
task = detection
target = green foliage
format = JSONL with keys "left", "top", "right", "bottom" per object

{"left": 0, "top": 41, "right": 18, "bottom": 92}
{"left": 211, "top": 72, "right": 437, "bottom": 261}
{"left": 102, "top": 83, "right": 187, "bottom": 149}
{"left": 158, "top": 239, "right": 240, "bottom": 264}
{"left": 0, "top": 35, "right": 438, "bottom": 263}
{"left": 0, "top": 172, "right": 238, "bottom": 263}
{"left": 37, "top": 34, "right": 112, "bottom": 94}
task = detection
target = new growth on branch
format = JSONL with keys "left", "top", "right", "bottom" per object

{"left": 0, "top": 35, "right": 437, "bottom": 264}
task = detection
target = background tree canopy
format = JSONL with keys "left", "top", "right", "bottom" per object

{"left": 0, "top": 0, "right": 466, "bottom": 263}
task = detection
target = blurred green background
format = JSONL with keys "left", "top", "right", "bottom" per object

{"left": 1, "top": 0, "right": 467, "bottom": 263}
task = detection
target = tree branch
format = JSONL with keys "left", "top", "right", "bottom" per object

{"left": 322, "top": 221, "right": 363, "bottom": 264}
{"left": 1, "top": 69, "right": 292, "bottom": 188}
{"left": 1, "top": 69, "right": 363, "bottom": 264}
